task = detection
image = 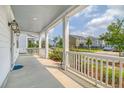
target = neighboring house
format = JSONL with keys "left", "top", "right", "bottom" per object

{"left": 69, "top": 35, "right": 105, "bottom": 48}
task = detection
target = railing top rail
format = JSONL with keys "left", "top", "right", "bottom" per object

{"left": 26, "top": 48, "right": 46, "bottom": 49}
{"left": 67, "top": 51, "right": 124, "bottom": 62}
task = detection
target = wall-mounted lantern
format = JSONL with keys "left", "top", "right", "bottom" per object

{"left": 8, "top": 20, "right": 20, "bottom": 36}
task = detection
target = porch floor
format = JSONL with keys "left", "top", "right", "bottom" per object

{"left": 5, "top": 54, "right": 82, "bottom": 88}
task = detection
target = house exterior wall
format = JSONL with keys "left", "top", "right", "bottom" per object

{"left": 69, "top": 35, "right": 104, "bottom": 48}
{"left": 69, "top": 36, "right": 76, "bottom": 48}
{"left": 0, "top": 5, "right": 19, "bottom": 87}
{"left": 78, "top": 38, "right": 103, "bottom": 48}
{"left": 76, "top": 39, "right": 80, "bottom": 47}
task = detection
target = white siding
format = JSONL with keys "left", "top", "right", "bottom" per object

{"left": 13, "top": 34, "right": 19, "bottom": 64}
{"left": 0, "top": 6, "right": 17, "bottom": 87}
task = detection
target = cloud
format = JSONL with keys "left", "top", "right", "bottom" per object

{"left": 87, "top": 16, "right": 113, "bottom": 28}
{"left": 84, "top": 5, "right": 124, "bottom": 37}
{"left": 70, "top": 5, "right": 124, "bottom": 38}
{"left": 73, "top": 6, "right": 100, "bottom": 18}
{"left": 105, "top": 6, "right": 124, "bottom": 17}
{"left": 70, "top": 30, "right": 82, "bottom": 35}
{"left": 70, "top": 29, "right": 95, "bottom": 37}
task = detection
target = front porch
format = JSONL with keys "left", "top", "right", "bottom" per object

{"left": 1, "top": 5, "right": 124, "bottom": 88}
{"left": 6, "top": 54, "right": 95, "bottom": 88}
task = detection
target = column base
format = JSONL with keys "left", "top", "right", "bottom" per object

{"left": 60, "top": 62, "right": 67, "bottom": 70}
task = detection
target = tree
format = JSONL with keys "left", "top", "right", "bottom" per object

{"left": 28, "top": 39, "right": 36, "bottom": 48}
{"left": 100, "top": 18, "right": 124, "bottom": 56}
{"left": 56, "top": 37, "right": 63, "bottom": 48}
{"left": 35, "top": 41, "right": 39, "bottom": 48}
{"left": 53, "top": 37, "right": 58, "bottom": 47}
{"left": 86, "top": 37, "right": 92, "bottom": 49}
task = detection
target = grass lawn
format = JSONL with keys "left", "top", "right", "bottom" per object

{"left": 70, "top": 48, "right": 103, "bottom": 53}
{"left": 50, "top": 47, "right": 103, "bottom": 53}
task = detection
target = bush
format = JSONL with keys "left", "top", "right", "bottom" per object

{"left": 49, "top": 48, "right": 63, "bottom": 62}
{"left": 103, "top": 66, "right": 124, "bottom": 84}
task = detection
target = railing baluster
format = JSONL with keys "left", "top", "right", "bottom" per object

{"left": 119, "top": 61, "right": 123, "bottom": 88}
{"left": 82, "top": 56, "right": 84, "bottom": 73}
{"left": 84, "top": 56, "right": 86, "bottom": 75}
{"left": 72, "top": 53, "right": 74, "bottom": 68}
{"left": 96, "top": 59, "right": 98, "bottom": 81}
{"left": 91, "top": 58, "right": 94, "bottom": 79}
{"left": 87, "top": 57, "right": 90, "bottom": 77}
{"left": 77, "top": 54, "right": 79, "bottom": 71}
{"left": 73, "top": 54, "right": 75, "bottom": 69}
{"left": 100, "top": 60, "right": 103, "bottom": 83}
{"left": 74, "top": 54, "right": 76, "bottom": 69}
{"left": 76, "top": 54, "right": 77, "bottom": 70}
{"left": 69, "top": 53, "right": 71, "bottom": 67}
{"left": 81, "top": 55, "right": 83, "bottom": 73}
{"left": 79, "top": 54, "right": 81, "bottom": 72}
{"left": 73, "top": 54, "right": 76, "bottom": 69}
{"left": 68, "top": 53, "right": 70, "bottom": 67}
{"left": 70, "top": 53, "right": 72, "bottom": 67}
{"left": 112, "top": 61, "right": 115, "bottom": 87}
{"left": 106, "top": 60, "right": 109, "bottom": 85}
{"left": 78, "top": 54, "right": 80, "bottom": 72}
{"left": 70, "top": 53, "right": 73, "bottom": 68}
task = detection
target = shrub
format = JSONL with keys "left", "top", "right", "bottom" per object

{"left": 103, "top": 67, "right": 124, "bottom": 84}
{"left": 49, "top": 48, "right": 63, "bottom": 62}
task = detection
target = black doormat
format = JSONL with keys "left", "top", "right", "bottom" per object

{"left": 13, "top": 64, "right": 24, "bottom": 71}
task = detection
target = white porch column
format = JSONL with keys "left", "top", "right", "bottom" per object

{"left": 63, "top": 16, "right": 69, "bottom": 70}
{"left": 39, "top": 34, "right": 42, "bottom": 48}
{"left": 39, "top": 33, "right": 42, "bottom": 57}
{"left": 45, "top": 31, "right": 49, "bottom": 59}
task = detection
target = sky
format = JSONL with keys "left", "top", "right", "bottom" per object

{"left": 48, "top": 5, "right": 124, "bottom": 39}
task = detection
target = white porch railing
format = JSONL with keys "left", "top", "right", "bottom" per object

{"left": 67, "top": 51, "right": 124, "bottom": 88}
{"left": 26, "top": 48, "right": 39, "bottom": 55}
{"left": 26, "top": 48, "right": 46, "bottom": 58}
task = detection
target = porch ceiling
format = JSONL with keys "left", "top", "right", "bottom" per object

{"left": 11, "top": 5, "right": 72, "bottom": 33}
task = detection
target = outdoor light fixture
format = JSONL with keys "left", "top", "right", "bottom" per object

{"left": 8, "top": 20, "right": 20, "bottom": 36}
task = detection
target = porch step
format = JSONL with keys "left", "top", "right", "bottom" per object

{"left": 61, "top": 69, "right": 97, "bottom": 88}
